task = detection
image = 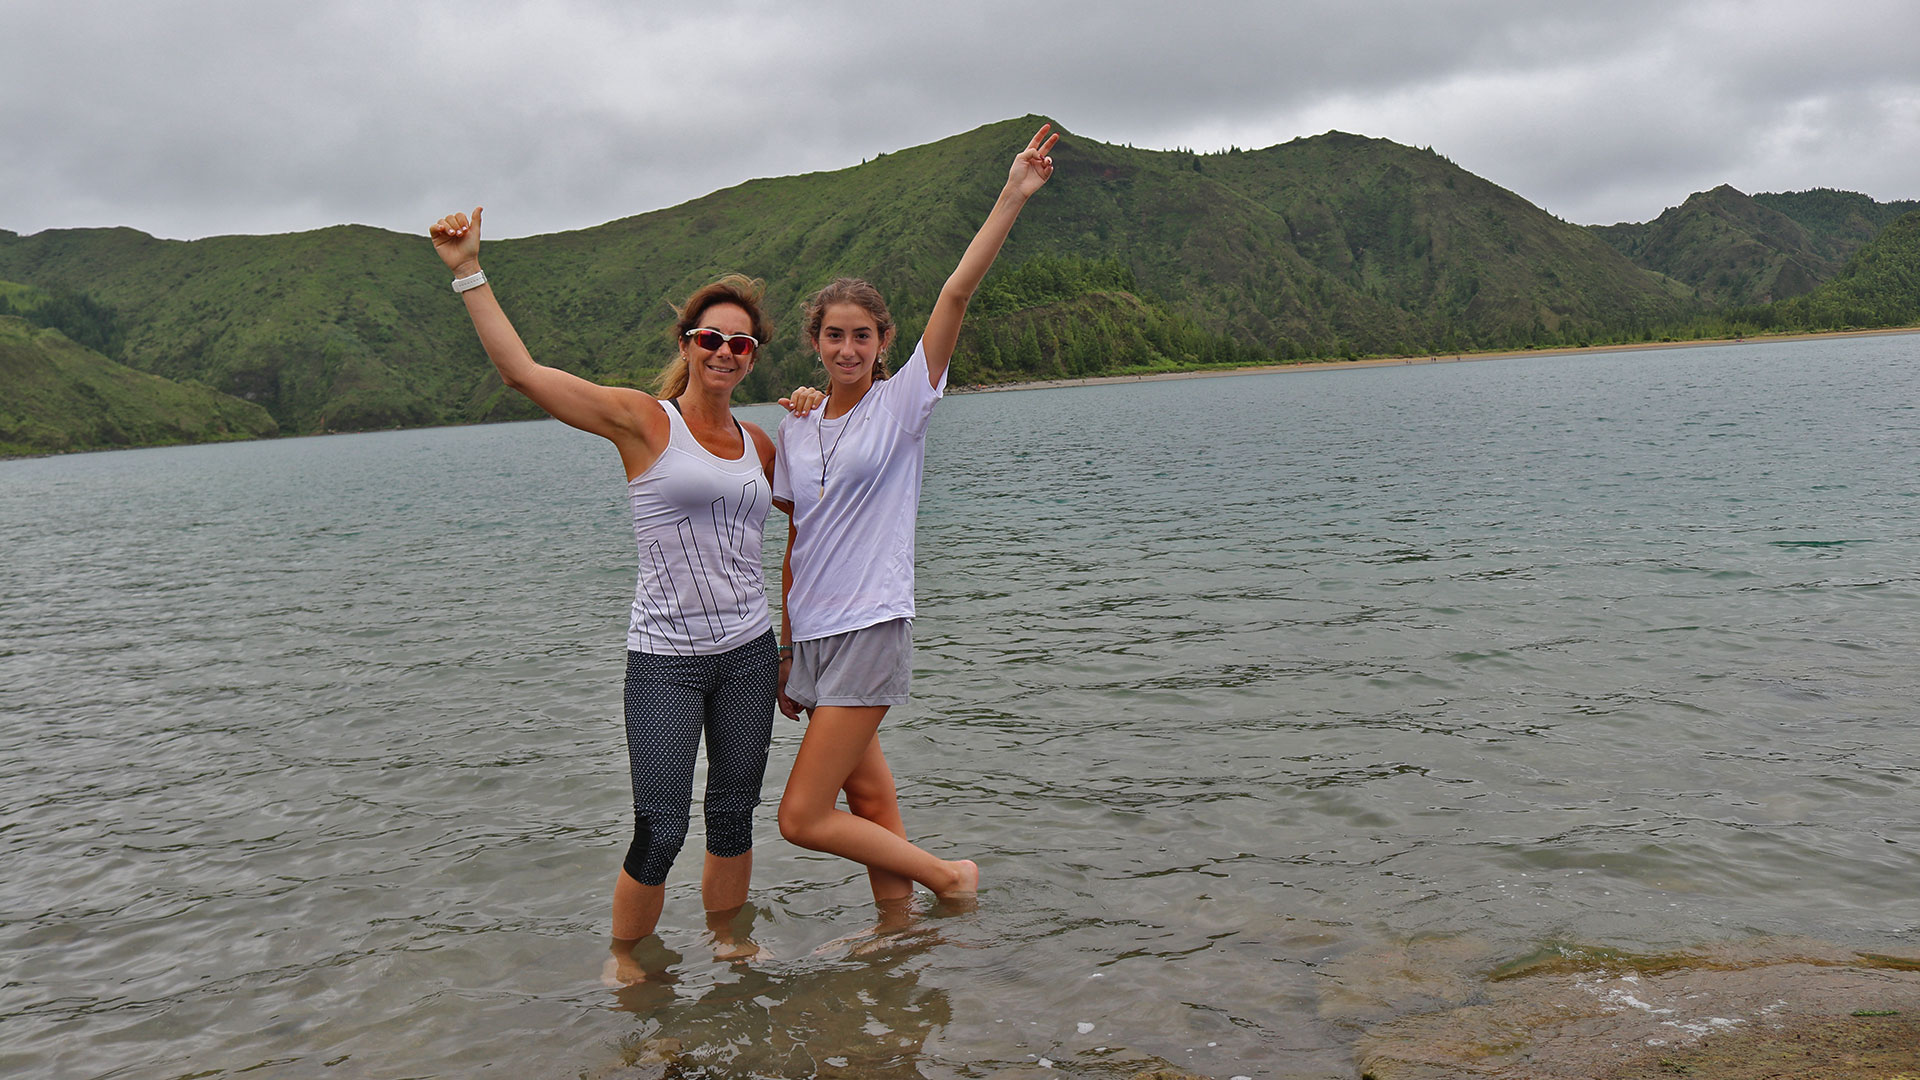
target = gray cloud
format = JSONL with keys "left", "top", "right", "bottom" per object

{"left": 3, "top": 0, "right": 1916, "bottom": 240}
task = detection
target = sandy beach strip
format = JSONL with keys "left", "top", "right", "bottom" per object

{"left": 947, "top": 324, "right": 1920, "bottom": 397}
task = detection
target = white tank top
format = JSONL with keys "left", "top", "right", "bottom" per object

{"left": 625, "top": 400, "right": 772, "bottom": 655}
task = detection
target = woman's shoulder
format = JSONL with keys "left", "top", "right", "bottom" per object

{"left": 881, "top": 339, "right": 934, "bottom": 387}
{"left": 869, "top": 339, "right": 941, "bottom": 418}
{"left": 609, "top": 388, "right": 673, "bottom": 451}
{"left": 892, "top": 338, "right": 929, "bottom": 376}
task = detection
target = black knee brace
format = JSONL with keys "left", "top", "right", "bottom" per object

{"left": 623, "top": 812, "right": 688, "bottom": 886}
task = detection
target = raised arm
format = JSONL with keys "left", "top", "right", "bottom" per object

{"left": 429, "top": 208, "right": 662, "bottom": 459}
{"left": 919, "top": 124, "right": 1060, "bottom": 386}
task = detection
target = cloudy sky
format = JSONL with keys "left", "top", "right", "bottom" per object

{"left": 5, "top": 0, "right": 1917, "bottom": 241}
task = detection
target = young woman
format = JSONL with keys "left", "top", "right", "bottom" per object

{"left": 772, "top": 124, "right": 1060, "bottom": 902}
{"left": 427, "top": 209, "right": 822, "bottom": 982}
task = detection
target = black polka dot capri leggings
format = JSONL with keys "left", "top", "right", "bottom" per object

{"left": 620, "top": 630, "right": 779, "bottom": 886}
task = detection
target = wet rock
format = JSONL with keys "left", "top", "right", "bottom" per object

{"left": 1351, "top": 942, "right": 1920, "bottom": 1080}
{"left": 1318, "top": 935, "right": 1507, "bottom": 1027}
{"left": 568, "top": 1035, "right": 681, "bottom": 1079}
{"left": 1598, "top": 1011, "right": 1920, "bottom": 1079}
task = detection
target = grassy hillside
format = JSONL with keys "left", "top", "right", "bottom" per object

{"left": 1592, "top": 186, "right": 1920, "bottom": 309}
{"left": 0, "top": 120, "right": 1312, "bottom": 431}
{"left": 1750, "top": 210, "right": 1920, "bottom": 332}
{"left": 1754, "top": 188, "right": 1920, "bottom": 255}
{"left": 0, "top": 226, "right": 514, "bottom": 434}
{"left": 1201, "top": 133, "right": 1694, "bottom": 349}
{"left": 18, "top": 115, "right": 1897, "bottom": 453}
{"left": 0, "top": 278, "right": 124, "bottom": 357}
{"left": 1591, "top": 185, "right": 1834, "bottom": 307}
{"left": 480, "top": 117, "right": 1430, "bottom": 394}
{"left": 0, "top": 315, "right": 277, "bottom": 456}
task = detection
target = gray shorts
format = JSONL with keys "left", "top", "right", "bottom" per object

{"left": 786, "top": 619, "right": 913, "bottom": 709}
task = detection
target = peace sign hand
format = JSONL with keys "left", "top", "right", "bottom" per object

{"left": 1008, "top": 123, "right": 1059, "bottom": 198}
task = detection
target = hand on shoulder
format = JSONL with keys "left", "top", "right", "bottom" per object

{"left": 780, "top": 386, "right": 826, "bottom": 416}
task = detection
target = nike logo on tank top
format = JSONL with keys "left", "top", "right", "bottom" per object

{"left": 626, "top": 401, "right": 772, "bottom": 655}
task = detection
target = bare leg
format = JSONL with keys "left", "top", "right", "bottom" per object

{"left": 607, "top": 868, "right": 667, "bottom": 985}
{"left": 778, "top": 705, "right": 978, "bottom": 897}
{"left": 701, "top": 850, "right": 752, "bottom": 912}
{"left": 701, "top": 851, "right": 764, "bottom": 960}
{"left": 842, "top": 736, "right": 913, "bottom": 902}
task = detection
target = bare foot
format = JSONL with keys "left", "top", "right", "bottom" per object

{"left": 602, "top": 952, "right": 649, "bottom": 987}
{"left": 604, "top": 937, "right": 682, "bottom": 988}
{"left": 939, "top": 859, "right": 979, "bottom": 899}
{"left": 705, "top": 904, "right": 771, "bottom": 963}
{"left": 814, "top": 904, "right": 943, "bottom": 959}
{"left": 847, "top": 923, "right": 942, "bottom": 958}
{"left": 711, "top": 936, "right": 772, "bottom": 963}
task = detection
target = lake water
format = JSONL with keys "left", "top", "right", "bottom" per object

{"left": 4, "top": 335, "right": 1919, "bottom": 1079}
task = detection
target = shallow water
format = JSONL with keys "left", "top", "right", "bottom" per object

{"left": 3, "top": 335, "right": 1918, "bottom": 1079}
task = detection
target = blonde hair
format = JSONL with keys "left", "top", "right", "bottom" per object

{"left": 803, "top": 277, "right": 894, "bottom": 381}
{"left": 654, "top": 274, "right": 773, "bottom": 398}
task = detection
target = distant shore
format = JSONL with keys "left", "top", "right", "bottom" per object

{"left": 946, "top": 324, "right": 1920, "bottom": 397}
{"left": 11, "top": 325, "right": 1914, "bottom": 461}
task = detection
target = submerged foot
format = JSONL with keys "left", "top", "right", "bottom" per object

{"left": 710, "top": 935, "right": 771, "bottom": 963}
{"left": 705, "top": 904, "right": 771, "bottom": 963}
{"left": 603, "top": 937, "right": 683, "bottom": 988}
{"left": 815, "top": 901, "right": 943, "bottom": 959}
{"left": 602, "top": 952, "right": 650, "bottom": 987}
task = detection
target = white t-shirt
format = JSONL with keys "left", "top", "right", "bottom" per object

{"left": 774, "top": 340, "right": 946, "bottom": 641}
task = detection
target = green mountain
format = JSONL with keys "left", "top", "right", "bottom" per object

{"left": 1591, "top": 185, "right": 1835, "bottom": 307}
{"left": 0, "top": 225, "right": 506, "bottom": 435}
{"left": 1754, "top": 188, "right": 1920, "bottom": 254}
{"left": 0, "top": 314, "right": 277, "bottom": 456}
{"left": 1193, "top": 132, "right": 1696, "bottom": 350}
{"left": 4, "top": 116, "right": 1908, "bottom": 456}
{"left": 1591, "top": 186, "right": 1920, "bottom": 308}
{"left": 1755, "top": 210, "right": 1920, "bottom": 332}
{"left": 0, "top": 277, "right": 124, "bottom": 357}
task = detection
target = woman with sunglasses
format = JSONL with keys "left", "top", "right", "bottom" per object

{"left": 771, "top": 124, "right": 1059, "bottom": 906}
{"left": 429, "top": 208, "right": 822, "bottom": 983}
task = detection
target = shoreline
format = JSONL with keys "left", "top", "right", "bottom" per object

{"left": 947, "top": 324, "right": 1920, "bottom": 396}
{"left": 10, "top": 325, "right": 1915, "bottom": 462}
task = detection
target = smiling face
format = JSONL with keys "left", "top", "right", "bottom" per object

{"left": 811, "top": 301, "right": 888, "bottom": 391}
{"left": 677, "top": 300, "right": 757, "bottom": 395}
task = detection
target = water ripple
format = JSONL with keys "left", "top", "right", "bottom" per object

{"left": 4, "top": 338, "right": 1920, "bottom": 1076}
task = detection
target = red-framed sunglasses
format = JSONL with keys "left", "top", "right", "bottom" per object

{"left": 684, "top": 328, "right": 759, "bottom": 356}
